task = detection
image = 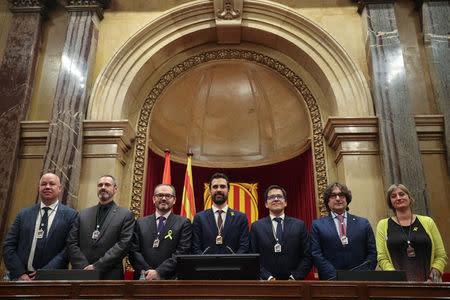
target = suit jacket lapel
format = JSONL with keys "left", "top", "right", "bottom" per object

{"left": 327, "top": 214, "right": 342, "bottom": 245}
{"left": 27, "top": 204, "right": 40, "bottom": 246}
{"left": 47, "top": 205, "right": 62, "bottom": 240}
{"left": 207, "top": 209, "right": 217, "bottom": 235}
{"left": 264, "top": 216, "right": 276, "bottom": 244}
{"left": 160, "top": 213, "right": 174, "bottom": 239}
{"left": 147, "top": 214, "right": 157, "bottom": 239}
{"left": 95, "top": 203, "right": 117, "bottom": 243}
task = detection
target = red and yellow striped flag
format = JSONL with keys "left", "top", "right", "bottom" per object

{"left": 204, "top": 183, "right": 258, "bottom": 226}
{"left": 181, "top": 154, "right": 195, "bottom": 222}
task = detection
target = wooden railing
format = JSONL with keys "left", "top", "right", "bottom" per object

{"left": 1, "top": 280, "right": 449, "bottom": 299}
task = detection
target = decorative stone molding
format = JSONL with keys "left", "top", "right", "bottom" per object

{"left": 130, "top": 49, "right": 328, "bottom": 219}
{"left": 415, "top": 115, "right": 445, "bottom": 154}
{"left": 20, "top": 120, "right": 135, "bottom": 163}
{"left": 64, "top": 0, "right": 111, "bottom": 19}
{"left": 323, "top": 117, "right": 379, "bottom": 164}
{"left": 353, "top": 0, "right": 395, "bottom": 13}
{"left": 8, "top": 0, "right": 50, "bottom": 14}
{"left": 214, "top": 0, "right": 243, "bottom": 44}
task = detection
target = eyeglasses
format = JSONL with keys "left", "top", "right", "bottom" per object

{"left": 330, "top": 193, "right": 345, "bottom": 199}
{"left": 154, "top": 193, "right": 174, "bottom": 199}
{"left": 267, "top": 194, "right": 284, "bottom": 200}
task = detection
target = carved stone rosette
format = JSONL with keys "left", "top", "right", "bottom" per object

{"left": 131, "top": 49, "right": 328, "bottom": 219}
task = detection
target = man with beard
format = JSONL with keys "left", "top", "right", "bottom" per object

{"left": 67, "top": 175, "right": 135, "bottom": 280}
{"left": 129, "top": 184, "right": 192, "bottom": 280}
{"left": 3, "top": 173, "right": 77, "bottom": 280}
{"left": 192, "top": 173, "right": 249, "bottom": 254}
{"left": 250, "top": 185, "right": 313, "bottom": 280}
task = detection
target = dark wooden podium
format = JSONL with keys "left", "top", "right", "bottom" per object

{"left": 1, "top": 280, "right": 449, "bottom": 299}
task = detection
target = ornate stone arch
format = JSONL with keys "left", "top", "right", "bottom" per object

{"left": 87, "top": 0, "right": 372, "bottom": 217}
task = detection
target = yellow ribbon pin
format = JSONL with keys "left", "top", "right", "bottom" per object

{"left": 231, "top": 212, "right": 235, "bottom": 216}
{"left": 165, "top": 230, "right": 173, "bottom": 240}
{"left": 413, "top": 227, "right": 418, "bottom": 231}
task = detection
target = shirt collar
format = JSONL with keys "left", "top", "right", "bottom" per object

{"left": 270, "top": 213, "right": 285, "bottom": 221}
{"left": 97, "top": 200, "right": 115, "bottom": 209}
{"left": 212, "top": 204, "right": 228, "bottom": 214}
{"left": 331, "top": 210, "right": 347, "bottom": 219}
{"left": 40, "top": 200, "right": 59, "bottom": 211}
{"left": 155, "top": 211, "right": 171, "bottom": 220}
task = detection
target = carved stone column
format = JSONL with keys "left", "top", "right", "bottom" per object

{"left": 419, "top": 0, "right": 450, "bottom": 174}
{"left": 359, "top": 1, "right": 431, "bottom": 215}
{"left": 41, "top": 0, "right": 110, "bottom": 209}
{"left": 0, "top": 0, "right": 50, "bottom": 263}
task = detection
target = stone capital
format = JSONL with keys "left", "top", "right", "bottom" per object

{"left": 8, "top": 0, "right": 52, "bottom": 15}
{"left": 64, "top": 0, "right": 111, "bottom": 19}
{"left": 353, "top": 0, "right": 396, "bottom": 14}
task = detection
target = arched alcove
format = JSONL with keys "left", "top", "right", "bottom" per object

{"left": 87, "top": 0, "right": 373, "bottom": 217}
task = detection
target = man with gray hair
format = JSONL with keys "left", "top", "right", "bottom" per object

{"left": 67, "top": 175, "right": 135, "bottom": 280}
{"left": 129, "top": 184, "right": 192, "bottom": 280}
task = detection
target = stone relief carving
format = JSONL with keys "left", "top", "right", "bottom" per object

{"left": 131, "top": 49, "right": 328, "bottom": 219}
{"left": 216, "top": 0, "right": 241, "bottom": 20}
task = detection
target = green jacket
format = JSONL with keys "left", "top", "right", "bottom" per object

{"left": 376, "top": 215, "right": 447, "bottom": 277}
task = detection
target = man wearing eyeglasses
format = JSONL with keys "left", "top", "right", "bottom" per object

{"left": 250, "top": 185, "right": 313, "bottom": 280}
{"left": 310, "top": 182, "right": 377, "bottom": 280}
{"left": 67, "top": 175, "right": 135, "bottom": 280}
{"left": 129, "top": 184, "right": 192, "bottom": 280}
{"left": 192, "top": 173, "right": 249, "bottom": 254}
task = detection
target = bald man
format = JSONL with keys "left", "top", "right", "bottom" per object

{"left": 2, "top": 173, "right": 78, "bottom": 280}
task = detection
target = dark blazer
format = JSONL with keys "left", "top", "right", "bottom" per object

{"left": 310, "top": 213, "right": 377, "bottom": 280}
{"left": 192, "top": 208, "right": 249, "bottom": 254}
{"left": 250, "top": 215, "right": 313, "bottom": 280}
{"left": 67, "top": 201, "right": 135, "bottom": 280}
{"left": 129, "top": 213, "right": 192, "bottom": 279}
{"left": 2, "top": 203, "right": 78, "bottom": 279}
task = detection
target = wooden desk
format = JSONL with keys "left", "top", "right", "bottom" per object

{"left": 1, "top": 280, "right": 449, "bottom": 299}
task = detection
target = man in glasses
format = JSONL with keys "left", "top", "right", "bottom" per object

{"left": 250, "top": 185, "right": 312, "bottom": 280}
{"left": 129, "top": 184, "right": 192, "bottom": 280}
{"left": 310, "top": 182, "right": 377, "bottom": 280}
{"left": 192, "top": 173, "right": 249, "bottom": 254}
{"left": 67, "top": 175, "right": 135, "bottom": 280}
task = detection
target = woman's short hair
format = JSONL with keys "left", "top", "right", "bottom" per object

{"left": 386, "top": 183, "right": 414, "bottom": 211}
{"left": 323, "top": 182, "right": 352, "bottom": 212}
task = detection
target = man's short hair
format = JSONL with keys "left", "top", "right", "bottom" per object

{"left": 98, "top": 174, "right": 117, "bottom": 187}
{"left": 323, "top": 182, "right": 352, "bottom": 212}
{"left": 153, "top": 183, "right": 176, "bottom": 197}
{"left": 209, "top": 172, "right": 230, "bottom": 190}
{"left": 264, "top": 185, "right": 287, "bottom": 202}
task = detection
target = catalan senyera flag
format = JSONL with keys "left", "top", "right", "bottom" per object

{"left": 181, "top": 155, "right": 196, "bottom": 222}
{"left": 204, "top": 183, "right": 258, "bottom": 227}
{"left": 162, "top": 150, "right": 171, "bottom": 184}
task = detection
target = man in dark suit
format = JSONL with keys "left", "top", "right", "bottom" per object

{"left": 129, "top": 184, "right": 192, "bottom": 280}
{"left": 2, "top": 173, "right": 78, "bottom": 281}
{"left": 67, "top": 175, "right": 135, "bottom": 280}
{"left": 310, "top": 182, "right": 377, "bottom": 280}
{"left": 192, "top": 173, "right": 249, "bottom": 254}
{"left": 250, "top": 185, "right": 313, "bottom": 280}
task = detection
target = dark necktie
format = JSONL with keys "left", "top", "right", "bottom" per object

{"left": 33, "top": 207, "right": 50, "bottom": 269}
{"left": 274, "top": 217, "right": 283, "bottom": 244}
{"left": 217, "top": 210, "right": 223, "bottom": 235}
{"left": 157, "top": 216, "right": 166, "bottom": 235}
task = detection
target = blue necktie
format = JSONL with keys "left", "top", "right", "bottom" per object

{"left": 274, "top": 217, "right": 283, "bottom": 244}
{"left": 33, "top": 207, "right": 50, "bottom": 269}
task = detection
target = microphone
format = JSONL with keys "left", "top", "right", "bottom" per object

{"left": 225, "top": 245, "right": 235, "bottom": 254}
{"left": 349, "top": 260, "right": 372, "bottom": 271}
{"left": 201, "top": 246, "right": 211, "bottom": 255}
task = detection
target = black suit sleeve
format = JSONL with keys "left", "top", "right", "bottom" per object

{"left": 67, "top": 214, "right": 90, "bottom": 269}
{"left": 291, "top": 221, "right": 313, "bottom": 280}
{"left": 236, "top": 215, "right": 249, "bottom": 254}
{"left": 156, "top": 218, "right": 192, "bottom": 278}
{"left": 249, "top": 224, "right": 272, "bottom": 280}
{"left": 129, "top": 221, "right": 151, "bottom": 274}
{"left": 2, "top": 211, "right": 27, "bottom": 279}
